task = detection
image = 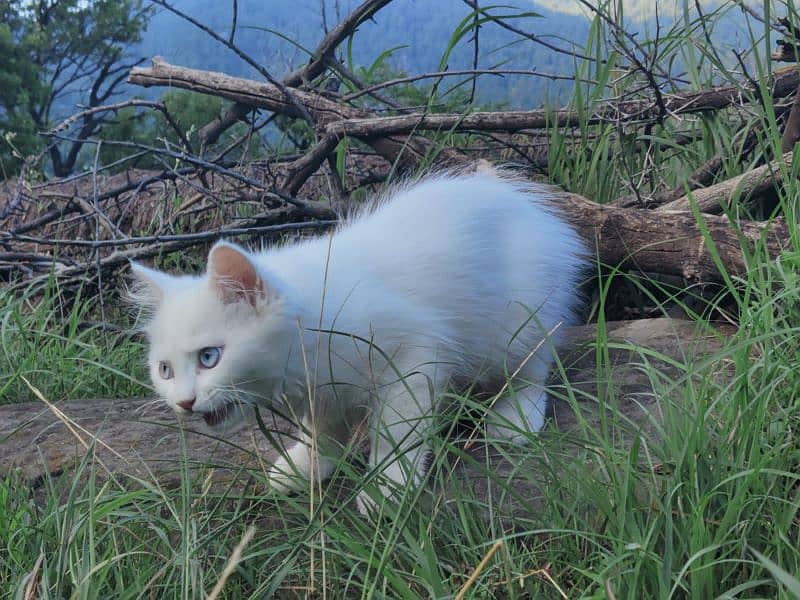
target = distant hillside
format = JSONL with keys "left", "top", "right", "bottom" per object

{"left": 132, "top": 0, "right": 592, "bottom": 108}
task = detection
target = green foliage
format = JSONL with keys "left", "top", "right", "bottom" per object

{"left": 0, "top": 16, "right": 41, "bottom": 178}
{"left": 0, "top": 0, "right": 152, "bottom": 176}
{"left": 0, "top": 283, "right": 147, "bottom": 404}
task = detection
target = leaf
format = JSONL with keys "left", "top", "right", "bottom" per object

{"left": 749, "top": 547, "right": 800, "bottom": 597}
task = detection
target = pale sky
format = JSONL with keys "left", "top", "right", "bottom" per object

{"left": 532, "top": 0, "right": 724, "bottom": 22}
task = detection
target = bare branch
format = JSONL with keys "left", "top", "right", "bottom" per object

{"left": 129, "top": 58, "right": 466, "bottom": 173}
{"left": 147, "top": 0, "right": 315, "bottom": 127}
{"left": 199, "top": 0, "right": 395, "bottom": 149}
{"left": 659, "top": 152, "right": 794, "bottom": 214}
{"left": 341, "top": 68, "right": 585, "bottom": 103}
{"left": 5, "top": 221, "right": 337, "bottom": 249}
{"left": 283, "top": 0, "right": 394, "bottom": 86}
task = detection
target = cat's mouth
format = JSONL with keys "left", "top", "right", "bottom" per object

{"left": 201, "top": 404, "right": 234, "bottom": 427}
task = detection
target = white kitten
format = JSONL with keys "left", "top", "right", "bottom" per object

{"left": 129, "top": 171, "right": 587, "bottom": 513}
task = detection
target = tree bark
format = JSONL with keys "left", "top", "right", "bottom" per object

{"left": 129, "top": 58, "right": 464, "bottom": 171}
{"left": 658, "top": 152, "right": 793, "bottom": 214}
{"left": 558, "top": 192, "right": 788, "bottom": 282}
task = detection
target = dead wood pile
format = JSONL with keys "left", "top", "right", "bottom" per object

{"left": 2, "top": 24, "right": 798, "bottom": 290}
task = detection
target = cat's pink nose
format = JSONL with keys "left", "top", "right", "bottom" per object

{"left": 176, "top": 398, "right": 195, "bottom": 411}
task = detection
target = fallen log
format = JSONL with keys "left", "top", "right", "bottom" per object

{"left": 558, "top": 192, "right": 787, "bottom": 283}
{"left": 131, "top": 59, "right": 800, "bottom": 142}
{"left": 2, "top": 167, "right": 792, "bottom": 289}
{"left": 0, "top": 318, "right": 735, "bottom": 514}
{"left": 658, "top": 152, "right": 793, "bottom": 214}
{"left": 128, "top": 58, "right": 465, "bottom": 172}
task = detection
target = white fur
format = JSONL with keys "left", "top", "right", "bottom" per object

{"left": 129, "top": 171, "right": 587, "bottom": 513}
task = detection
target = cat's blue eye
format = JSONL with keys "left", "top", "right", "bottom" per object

{"left": 198, "top": 346, "right": 222, "bottom": 369}
{"left": 159, "top": 361, "right": 173, "bottom": 380}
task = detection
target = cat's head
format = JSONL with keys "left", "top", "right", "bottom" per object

{"left": 129, "top": 241, "right": 297, "bottom": 431}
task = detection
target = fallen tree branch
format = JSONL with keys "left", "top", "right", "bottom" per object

{"left": 559, "top": 192, "right": 787, "bottom": 282}
{"left": 128, "top": 57, "right": 466, "bottom": 174}
{"left": 340, "top": 68, "right": 587, "bottom": 103}
{"left": 283, "top": 0, "right": 394, "bottom": 87}
{"left": 199, "top": 103, "right": 253, "bottom": 147}
{"left": 282, "top": 134, "right": 341, "bottom": 195}
{"left": 200, "top": 0, "right": 395, "bottom": 146}
{"left": 129, "top": 58, "right": 365, "bottom": 125}
{"left": 129, "top": 58, "right": 800, "bottom": 193}
{"left": 147, "top": 0, "right": 315, "bottom": 128}
{"left": 327, "top": 66, "right": 800, "bottom": 134}
{"left": 658, "top": 152, "right": 793, "bottom": 213}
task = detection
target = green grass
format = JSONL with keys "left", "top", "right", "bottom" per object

{"left": 3, "top": 1, "right": 800, "bottom": 597}
{"left": 0, "top": 282, "right": 148, "bottom": 404}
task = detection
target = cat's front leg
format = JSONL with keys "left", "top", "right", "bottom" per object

{"left": 356, "top": 377, "right": 437, "bottom": 514}
{"left": 267, "top": 415, "right": 340, "bottom": 494}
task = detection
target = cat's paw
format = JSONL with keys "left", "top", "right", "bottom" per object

{"left": 266, "top": 458, "right": 306, "bottom": 494}
{"left": 355, "top": 489, "right": 384, "bottom": 516}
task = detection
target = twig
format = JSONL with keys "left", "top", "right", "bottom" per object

{"left": 147, "top": 1, "right": 315, "bottom": 127}
{"left": 454, "top": 540, "right": 504, "bottom": 600}
{"left": 196, "top": 0, "right": 396, "bottom": 148}
{"left": 658, "top": 152, "right": 794, "bottom": 213}
{"left": 129, "top": 57, "right": 467, "bottom": 175}
{"left": 341, "top": 68, "right": 586, "bottom": 103}
{"left": 45, "top": 133, "right": 338, "bottom": 220}
{"left": 283, "top": 134, "right": 341, "bottom": 195}
{"left": 283, "top": 0, "right": 394, "bottom": 86}
{"left": 131, "top": 59, "right": 800, "bottom": 137}
{"left": 5, "top": 220, "right": 338, "bottom": 249}
{"left": 782, "top": 84, "right": 800, "bottom": 152}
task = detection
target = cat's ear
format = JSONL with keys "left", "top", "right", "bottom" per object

{"left": 207, "top": 242, "right": 267, "bottom": 307}
{"left": 128, "top": 261, "right": 174, "bottom": 308}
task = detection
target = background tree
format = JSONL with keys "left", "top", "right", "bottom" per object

{"left": 97, "top": 90, "right": 266, "bottom": 170}
{"left": 0, "top": 0, "right": 152, "bottom": 176}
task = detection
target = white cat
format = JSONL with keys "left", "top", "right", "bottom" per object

{"left": 129, "top": 170, "right": 587, "bottom": 513}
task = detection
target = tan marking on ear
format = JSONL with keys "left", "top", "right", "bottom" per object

{"left": 210, "top": 245, "right": 266, "bottom": 307}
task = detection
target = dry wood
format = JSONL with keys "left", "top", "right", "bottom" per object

{"left": 2, "top": 167, "right": 792, "bottom": 288}
{"left": 282, "top": 0, "right": 393, "bottom": 87}
{"left": 129, "top": 58, "right": 464, "bottom": 173}
{"left": 128, "top": 58, "right": 800, "bottom": 202}
{"left": 130, "top": 61, "right": 800, "bottom": 137}
{"left": 558, "top": 192, "right": 788, "bottom": 282}
{"left": 128, "top": 58, "right": 369, "bottom": 126}
{"left": 0, "top": 318, "right": 735, "bottom": 514}
{"left": 613, "top": 156, "right": 724, "bottom": 208}
{"left": 782, "top": 84, "right": 800, "bottom": 152}
{"left": 325, "top": 71, "right": 797, "bottom": 133}
{"left": 658, "top": 152, "right": 793, "bottom": 213}
{"left": 200, "top": 0, "right": 394, "bottom": 146}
